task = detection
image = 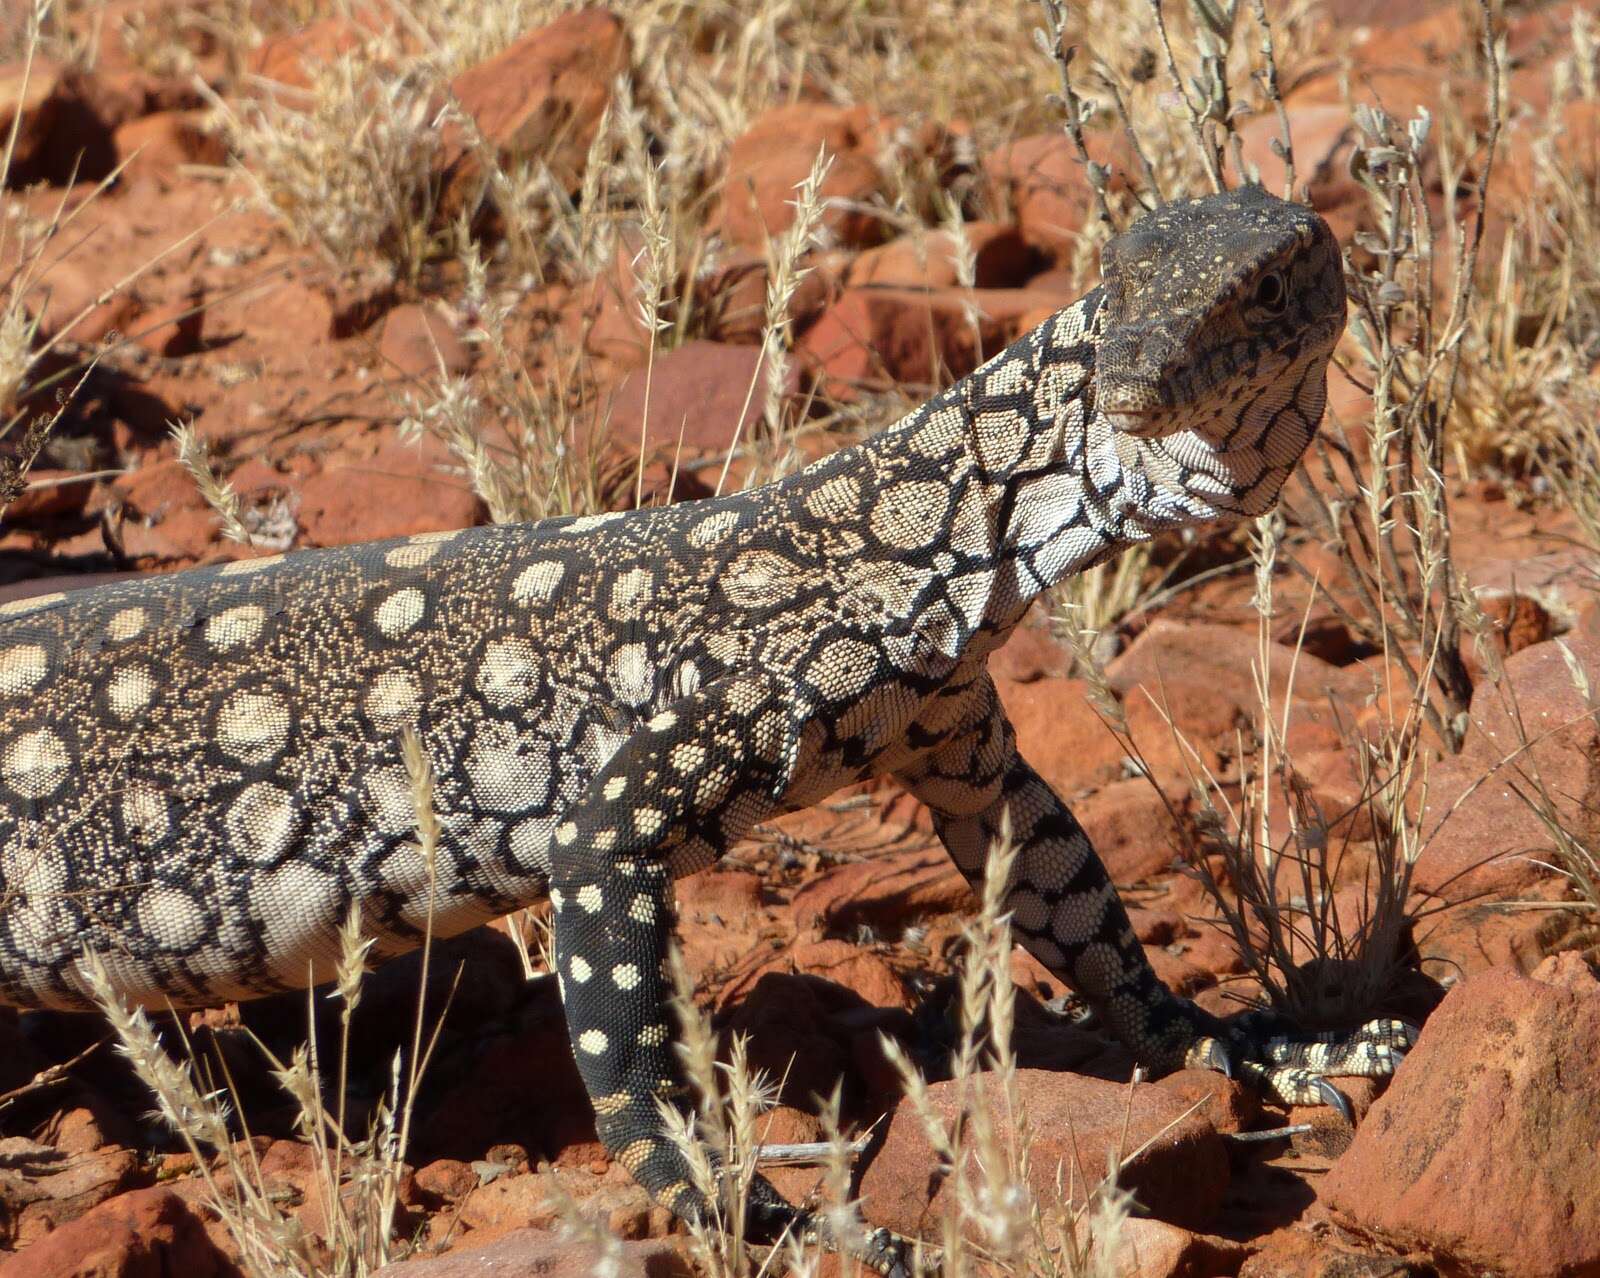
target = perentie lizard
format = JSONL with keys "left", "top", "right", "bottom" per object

{"left": 0, "top": 185, "right": 1414, "bottom": 1273}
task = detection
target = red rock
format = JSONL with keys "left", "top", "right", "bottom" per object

{"left": 989, "top": 621, "right": 1074, "bottom": 683}
{"left": 0, "top": 1142, "right": 140, "bottom": 1248}
{"left": 580, "top": 233, "right": 654, "bottom": 368}
{"left": 718, "top": 103, "right": 903, "bottom": 251}
{"left": 1464, "top": 548, "right": 1599, "bottom": 636}
{"left": 1479, "top": 590, "right": 1554, "bottom": 658}
{"left": 693, "top": 252, "right": 769, "bottom": 344}
{"left": 790, "top": 848, "right": 974, "bottom": 935}
{"left": 1153, "top": 1067, "right": 1259, "bottom": 1136}
{"left": 2, "top": 468, "right": 91, "bottom": 521}
{"left": 798, "top": 285, "right": 1039, "bottom": 400}
{"left": 675, "top": 867, "right": 765, "bottom": 922}
{"left": 0, "top": 55, "right": 62, "bottom": 179}
{"left": 982, "top": 133, "right": 1105, "bottom": 258}
{"left": 450, "top": 1163, "right": 666, "bottom": 1245}
{"left": 1417, "top": 878, "right": 1585, "bottom": 981}
{"left": 845, "top": 222, "right": 1041, "bottom": 290}
{"left": 296, "top": 441, "right": 484, "bottom": 546}
{"left": 749, "top": 1106, "right": 829, "bottom": 1207}
{"left": 1075, "top": 777, "right": 1185, "bottom": 886}
{"left": 717, "top": 944, "right": 915, "bottom": 1109}
{"left": 133, "top": 292, "right": 206, "bottom": 357}
{"left": 28, "top": 257, "right": 142, "bottom": 347}
{"left": 997, "top": 675, "right": 1130, "bottom": 792}
{"left": 42, "top": 1101, "right": 139, "bottom": 1157}
{"left": 1231, "top": 106, "right": 1362, "bottom": 239}
{"left": 112, "top": 458, "right": 209, "bottom": 523}
{"left": 604, "top": 339, "right": 775, "bottom": 460}
{"left": 1530, "top": 948, "right": 1599, "bottom": 991}
{"left": 782, "top": 939, "right": 912, "bottom": 1011}
{"left": 0, "top": 1184, "right": 238, "bottom": 1278}
{"left": 8, "top": 66, "right": 123, "bottom": 184}
{"left": 1415, "top": 629, "right": 1600, "bottom": 900}
{"left": 1495, "top": 95, "right": 1600, "bottom": 197}
{"left": 859, "top": 1070, "right": 1229, "bottom": 1236}
{"left": 1238, "top": 1225, "right": 1429, "bottom": 1278}
{"left": 377, "top": 302, "right": 473, "bottom": 380}
{"left": 1271, "top": 611, "right": 1373, "bottom": 667}
{"left": 692, "top": 249, "right": 845, "bottom": 344}
{"left": 1323, "top": 965, "right": 1600, "bottom": 1276}
{"left": 1128, "top": 906, "right": 1183, "bottom": 946}
{"left": 1108, "top": 620, "right": 1366, "bottom": 747}
{"left": 440, "top": 8, "right": 627, "bottom": 206}
{"left": 118, "top": 507, "right": 220, "bottom": 565}
{"left": 246, "top": 11, "right": 391, "bottom": 90}
{"left": 374, "top": 1228, "right": 691, "bottom": 1278}
{"left": 113, "top": 110, "right": 226, "bottom": 185}
{"left": 1093, "top": 1217, "right": 1249, "bottom": 1278}
{"left": 414, "top": 1158, "right": 477, "bottom": 1202}
{"left": 1145, "top": 943, "right": 1219, "bottom": 999}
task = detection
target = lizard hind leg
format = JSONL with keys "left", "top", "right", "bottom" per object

{"left": 897, "top": 675, "right": 1417, "bottom": 1123}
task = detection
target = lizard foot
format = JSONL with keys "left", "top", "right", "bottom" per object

{"left": 746, "top": 1175, "right": 920, "bottom": 1277}
{"left": 1184, "top": 1015, "right": 1419, "bottom": 1122}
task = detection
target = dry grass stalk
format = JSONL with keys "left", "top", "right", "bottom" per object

{"left": 170, "top": 419, "right": 255, "bottom": 544}
{"left": 1459, "top": 627, "right": 1600, "bottom": 929}
{"left": 716, "top": 145, "right": 833, "bottom": 494}
{"left": 401, "top": 240, "right": 608, "bottom": 524}
{"left": 84, "top": 949, "right": 320, "bottom": 1278}
{"left": 876, "top": 820, "right": 1134, "bottom": 1276}
{"left": 1278, "top": 1, "right": 1504, "bottom": 755}
{"left": 0, "top": 4, "right": 191, "bottom": 506}
{"left": 1176, "top": 520, "right": 1429, "bottom": 1024}
{"left": 659, "top": 945, "right": 780, "bottom": 1278}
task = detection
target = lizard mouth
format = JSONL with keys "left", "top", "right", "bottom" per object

{"left": 1102, "top": 404, "right": 1173, "bottom": 439}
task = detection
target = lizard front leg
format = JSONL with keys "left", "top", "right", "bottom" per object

{"left": 548, "top": 674, "right": 909, "bottom": 1275}
{"left": 897, "top": 676, "right": 1414, "bottom": 1109}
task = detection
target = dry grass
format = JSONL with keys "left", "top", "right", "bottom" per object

{"left": 0, "top": 1, "right": 182, "bottom": 522}
{"left": 1044, "top": 0, "right": 1510, "bottom": 1028}
{"left": 1177, "top": 518, "right": 1430, "bottom": 1025}
{"left": 875, "top": 824, "right": 1137, "bottom": 1278}
{"left": 207, "top": 47, "right": 448, "bottom": 288}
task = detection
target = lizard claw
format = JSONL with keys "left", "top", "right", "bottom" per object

{"left": 1312, "top": 1077, "right": 1353, "bottom": 1125}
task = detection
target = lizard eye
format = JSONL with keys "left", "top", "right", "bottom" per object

{"left": 1252, "top": 271, "right": 1287, "bottom": 314}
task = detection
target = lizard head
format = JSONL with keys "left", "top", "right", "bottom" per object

{"left": 1095, "top": 184, "right": 1344, "bottom": 432}
{"left": 1091, "top": 184, "right": 1346, "bottom": 519}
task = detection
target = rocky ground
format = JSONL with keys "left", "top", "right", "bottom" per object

{"left": 0, "top": 1, "right": 1598, "bottom": 1276}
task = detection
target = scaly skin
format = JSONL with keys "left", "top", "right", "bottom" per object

{"left": 0, "top": 187, "right": 1415, "bottom": 1272}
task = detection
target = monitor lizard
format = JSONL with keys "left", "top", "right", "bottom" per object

{"left": 0, "top": 184, "right": 1415, "bottom": 1273}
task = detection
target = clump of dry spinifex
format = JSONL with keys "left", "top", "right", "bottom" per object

{"left": 390, "top": 96, "right": 835, "bottom": 524}
{"left": 87, "top": 729, "right": 450, "bottom": 1278}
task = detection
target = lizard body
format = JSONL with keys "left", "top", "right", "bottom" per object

{"left": 0, "top": 187, "right": 1411, "bottom": 1269}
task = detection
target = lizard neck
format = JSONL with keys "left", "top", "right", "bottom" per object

{"left": 939, "top": 290, "right": 1147, "bottom": 635}
{"left": 833, "top": 289, "right": 1324, "bottom": 663}
{"left": 827, "top": 293, "right": 1133, "bottom": 661}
